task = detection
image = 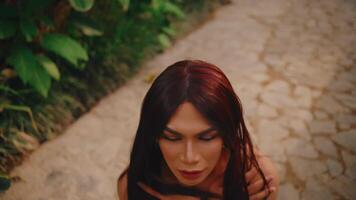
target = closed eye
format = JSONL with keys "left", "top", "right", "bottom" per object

{"left": 161, "top": 133, "right": 181, "bottom": 141}
{"left": 198, "top": 134, "right": 219, "bottom": 141}
{"left": 160, "top": 128, "right": 219, "bottom": 142}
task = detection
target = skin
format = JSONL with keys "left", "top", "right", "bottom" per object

{"left": 159, "top": 102, "right": 223, "bottom": 187}
{"left": 118, "top": 102, "right": 279, "bottom": 199}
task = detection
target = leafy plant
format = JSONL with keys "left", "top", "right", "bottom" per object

{"left": 0, "top": 0, "right": 217, "bottom": 194}
{"left": 0, "top": 104, "right": 38, "bottom": 132}
{"left": 41, "top": 33, "right": 88, "bottom": 69}
{"left": 0, "top": 0, "right": 99, "bottom": 97}
{"left": 6, "top": 46, "right": 52, "bottom": 97}
{"left": 69, "top": 0, "right": 94, "bottom": 12}
{"left": 149, "top": 0, "right": 184, "bottom": 49}
{"left": 117, "top": 0, "right": 130, "bottom": 11}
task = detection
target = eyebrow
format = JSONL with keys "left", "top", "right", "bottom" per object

{"left": 163, "top": 126, "right": 217, "bottom": 136}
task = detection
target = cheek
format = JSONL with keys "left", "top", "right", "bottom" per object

{"left": 200, "top": 139, "right": 223, "bottom": 166}
{"left": 159, "top": 140, "right": 180, "bottom": 164}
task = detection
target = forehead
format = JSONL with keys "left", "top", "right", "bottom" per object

{"left": 166, "top": 102, "right": 212, "bottom": 135}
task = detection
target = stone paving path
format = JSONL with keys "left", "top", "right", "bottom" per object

{"left": 2, "top": 0, "right": 356, "bottom": 199}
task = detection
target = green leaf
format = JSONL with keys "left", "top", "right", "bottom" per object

{"left": 36, "top": 55, "right": 60, "bottom": 80}
{"left": 162, "top": 26, "right": 176, "bottom": 37}
{"left": 6, "top": 46, "right": 51, "bottom": 97}
{"left": 75, "top": 22, "right": 103, "bottom": 36}
{"left": 151, "top": 0, "right": 162, "bottom": 10}
{"left": 7, "top": 46, "right": 34, "bottom": 84}
{"left": 157, "top": 33, "right": 171, "bottom": 49}
{"left": 151, "top": 0, "right": 185, "bottom": 19}
{"left": 163, "top": 2, "right": 185, "bottom": 19}
{"left": 68, "top": 0, "right": 95, "bottom": 12}
{"left": 20, "top": 20, "right": 38, "bottom": 42}
{"left": 117, "top": 0, "right": 130, "bottom": 11}
{"left": 0, "top": 20, "right": 16, "bottom": 39}
{"left": 41, "top": 33, "right": 88, "bottom": 69}
{"left": 71, "top": 16, "right": 103, "bottom": 36}
{"left": 0, "top": 175, "right": 11, "bottom": 192}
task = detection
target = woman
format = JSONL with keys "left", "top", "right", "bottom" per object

{"left": 118, "top": 60, "right": 279, "bottom": 199}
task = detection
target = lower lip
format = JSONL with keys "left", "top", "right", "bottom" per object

{"left": 179, "top": 170, "right": 204, "bottom": 180}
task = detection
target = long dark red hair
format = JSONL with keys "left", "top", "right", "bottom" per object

{"left": 120, "top": 60, "right": 268, "bottom": 199}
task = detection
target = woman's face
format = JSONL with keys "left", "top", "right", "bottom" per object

{"left": 158, "top": 102, "right": 224, "bottom": 186}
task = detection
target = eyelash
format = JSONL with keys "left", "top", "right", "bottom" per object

{"left": 161, "top": 134, "right": 217, "bottom": 141}
{"left": 162, "top": 136, "right": 181, "bottom": 141}
{"left": 199, "top": 135, "right": 217, "bottom": 141}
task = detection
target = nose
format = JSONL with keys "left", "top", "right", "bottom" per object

{"left": 180, "top": 140, "right": 200, "bottom": 164}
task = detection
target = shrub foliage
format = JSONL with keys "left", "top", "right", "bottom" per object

{"left": 0, "top": 0, "right": 216, "bottom": 191}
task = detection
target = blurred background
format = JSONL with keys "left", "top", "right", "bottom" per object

{"left": 0, "top": 0, "right": 355, "bottom": 199}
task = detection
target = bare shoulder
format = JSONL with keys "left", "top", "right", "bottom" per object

{"left": 255, "top": 147, "right": 280, "bottom": 200}
{"left": 117, "top": 172, "right": 128, "bottom": 200}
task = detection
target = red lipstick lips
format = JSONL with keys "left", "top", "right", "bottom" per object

{"left": 179, "top": 170, "right": 203, "bottom": 180}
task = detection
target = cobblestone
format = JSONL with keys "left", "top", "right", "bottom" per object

{"left": 302, "top": 179, "right": 334, "bottom": 200}
{"left": 257, "top": 104, "right": 278, "bottom": 118}
{"left": 278, "top": 183, "right": 299, "bottom": 200}
{"left": 309, "top": 120, "right": 337, "bottom": 135}
{"left": 332, "top": 130, "right": 356, "bottom": 153}
{"left": 288, "top": 119, "right": 311, "bottom": 141}
{"left": 2, "top": 0, "right": 356, "bottom": 199}
{"left": 289, "top": 157, "right": 327, "bottom": 181}
{"left": 314, "top": 136, "right": 338, "bottom": 158}
{"left": 342, "top": 151, "right": 356, "bottom": 180}
{"left": 284, "top": 138, "right": 319, "bottom": 159}
{"left": 326, "top": 158, "right": 343, "bottom": 178}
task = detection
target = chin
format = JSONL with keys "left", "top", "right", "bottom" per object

{"left": 179, "top": 178, "right": 204, "bottom": 186}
